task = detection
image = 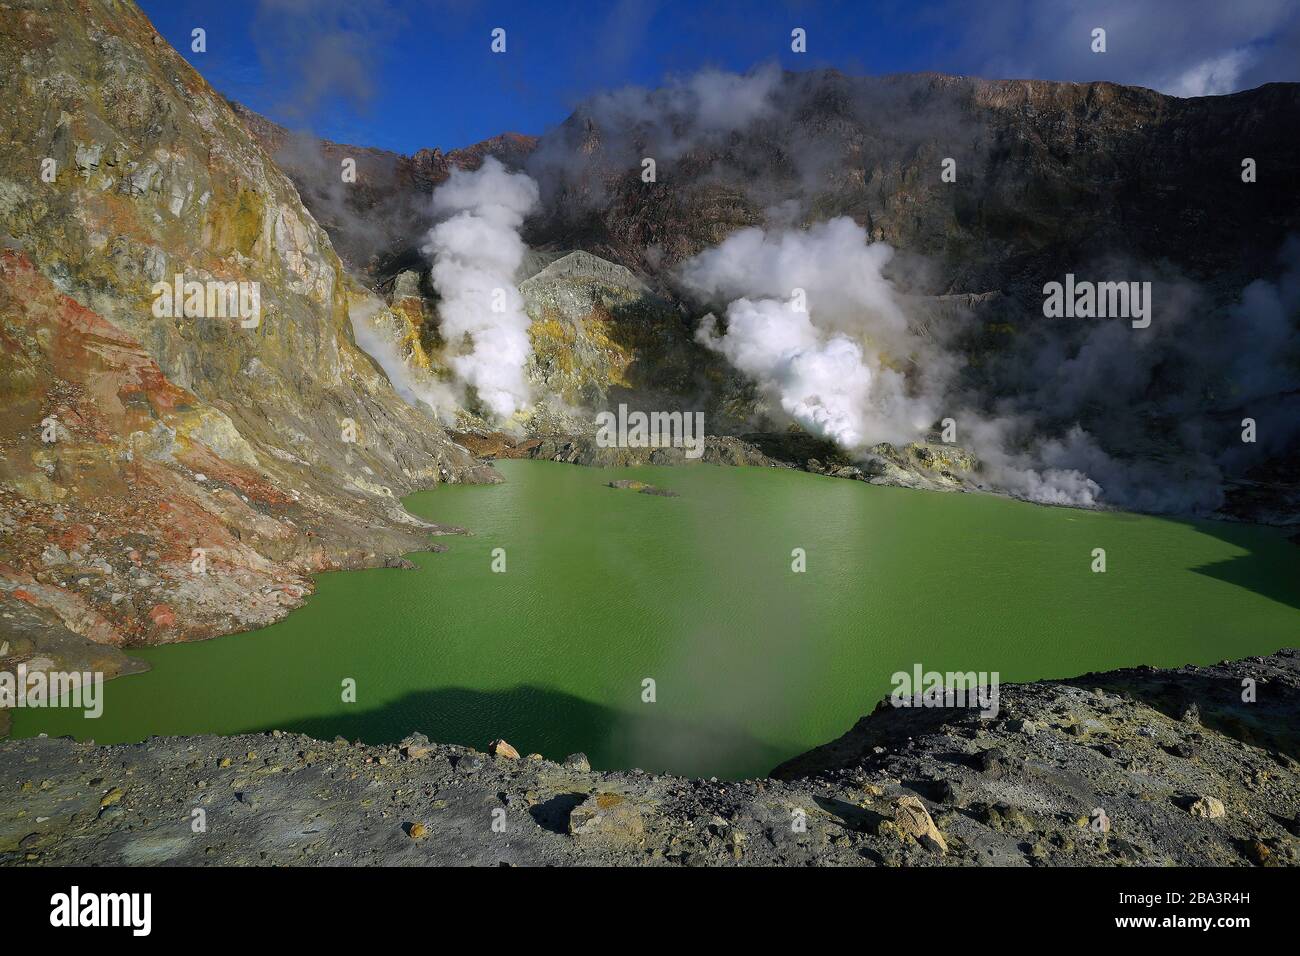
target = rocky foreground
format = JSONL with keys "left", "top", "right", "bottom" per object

{"left": 3, "top": 650, "right": 1297, "bottom": 866}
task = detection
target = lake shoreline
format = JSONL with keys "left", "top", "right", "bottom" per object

{"left": 4, "top": 649, "right": 1296, "bottom": 867}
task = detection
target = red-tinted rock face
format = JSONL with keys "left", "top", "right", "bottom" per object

{"left": 2, "top": 248, "right": 401, "bottom": 646}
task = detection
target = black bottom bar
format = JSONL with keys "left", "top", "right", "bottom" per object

{"left": 1, "top": 865, "right": 1288, "bottom": 940}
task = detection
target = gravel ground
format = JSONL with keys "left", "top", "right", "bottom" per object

{"left": 2, "top": 650, "right": 1296, "bottom": 867}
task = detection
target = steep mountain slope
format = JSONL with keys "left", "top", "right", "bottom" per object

{"left": 250, "top": 70, "right": 1300, "bottom": 298}
{"left": 231, "top": 101, "right": 537, "bottom": 282}
{"left": 0, "top": 0, "right": 493, "bottom": 678}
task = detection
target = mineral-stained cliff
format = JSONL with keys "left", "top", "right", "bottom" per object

{"left": 0, "top": 0, "right": 494, "bottom": 679}
{"left": 3, "top": 650, "right": 1296, "bottom": 866}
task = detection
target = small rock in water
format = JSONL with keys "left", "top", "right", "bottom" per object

{"left": 607, "top": 479, "right": 648, "bottom": 491}
{"left": 606, "top": 479, "right": 678, "bottom": 497}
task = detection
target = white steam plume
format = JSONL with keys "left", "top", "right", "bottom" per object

{"left": 423, "top": 157, "right": 540, "bottom": 421}
{"left": 680, "top": 217, "right": 1300, "bottom": 513}
{"left": 677, "top": 217, "right": 1153, "bottom": 509}
{"left": 681, "top": 217, "right": 946, "bottom": 449}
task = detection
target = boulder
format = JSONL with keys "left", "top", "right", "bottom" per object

{"left": 489, "top": 739, "right": 520, "bottom": 759}
{"left": 893, "top": 795, "right": 947, "bottom": 852}
{"left": 564, "top": 752, "right": 591, "bottom": 772}
{"left": 568, "top": 792, "right": 645, "bottom": 843}
{"left": 400, "top": 733, "right": 434, "bottom": 760}
{"left": 1189, "top": 796, "right": 1225, "bottom": 820}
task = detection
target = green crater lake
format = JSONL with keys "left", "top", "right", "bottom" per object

{"left": 13, "top": 459, "right": 1300, "bottom": 779}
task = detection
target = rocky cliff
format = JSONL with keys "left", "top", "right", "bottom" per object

{"left": 3, "top": 650, "right": 1296, "bottom": 866}
{"left": 0, "top": 0, "right": 494, "bottom": 684}
{"left": 528, "top": 71, "right": 1300, "bottom": 296}
{"left": 0, "top": 4, "right": 1296, "bottom": 868}
{"left": 247, "top": 69, "right": 1300, "bottom": 297}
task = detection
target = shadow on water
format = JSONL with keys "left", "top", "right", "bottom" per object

{"left": 233, "top": 683, "right": 796, "bottom": 780}
{"left": 1172, "top": 516, "right": 1300, "bottom": 614}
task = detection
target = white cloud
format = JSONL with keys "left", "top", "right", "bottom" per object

{"left": 1165, "top": 48, "right": 1254, "bottom": 97}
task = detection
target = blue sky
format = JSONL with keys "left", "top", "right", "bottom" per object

{"left": 138, "top": 0, "right": 1300, "bottom": 155}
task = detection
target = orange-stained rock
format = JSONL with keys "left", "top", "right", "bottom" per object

{"left": 489, "top": 739, "right": 521, "bottom": 759}
{"left": 148, "top": 605, "right": 177, "bottom": 629}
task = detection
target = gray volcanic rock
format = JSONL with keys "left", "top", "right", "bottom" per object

{"left": 236, "top": 69, "right": 1300, "bottom": 301}
{"left": 519, "top": 250, "right": 751, "bottom": 432}
{"left": 2, "top": 650, "right": 1296, "bottom": 867}
{"left": 457, "top": 428, "right": 988, "bottom": 498}
{"left": 607, "top": 479, "right": 678, "bottom": 497}
{"left": 474, "top": 433, "right": 785, "bottom": 469}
